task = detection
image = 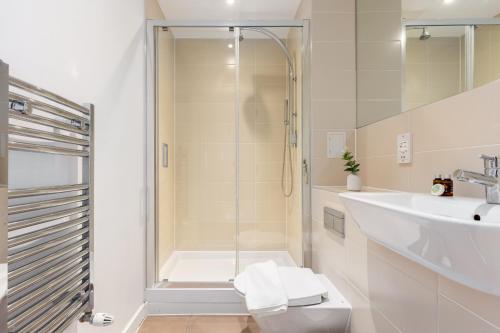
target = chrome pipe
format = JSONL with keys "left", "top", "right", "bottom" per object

{"left": 8, "top": 141, "right": 89, "bottom": 157}
{"left": 9, "top": 77, "right": 90, "bottom": 115}
{"left": 9, "top": 125, "right": 90, "bottom": 146}
{"left": 8, "top": 227, "right": 89, "bottom": 263}
{"left": 8, "top": 257, "right": 88, "bottom": 298}
{"left": 8, "top": 241, "right": 88, "bottom": 280}
{"left": 8, "top": 216, "right": 89, "bottom": 248}
{"left": 9, "top": 111, "right": 89, "bottom": 135}
{"left": 8, "top": 206, "right": 89, "bottom": 231}
{"left": 9, "top": 91, "right": 89, "bottom": 124}
{"left": 8, "top": 195, "right": 89, "bottom": 215}
{"left": 8, "top": 184, "right": 89, "bottom": 199}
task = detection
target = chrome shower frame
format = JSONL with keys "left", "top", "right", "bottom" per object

{"left": 145, "top": 20, "right": 312, "bottom": 288}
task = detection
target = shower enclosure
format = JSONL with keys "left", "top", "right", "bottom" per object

{"left": 146, "top": 21, "right": 311, "bottom": 287}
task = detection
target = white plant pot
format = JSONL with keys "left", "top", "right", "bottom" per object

{"left": 347, "top": 174, "right": 362, "bottom": 191}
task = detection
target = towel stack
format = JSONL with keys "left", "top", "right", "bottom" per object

{"left": 234, "top": 260, "right": 328, "bottom": 317}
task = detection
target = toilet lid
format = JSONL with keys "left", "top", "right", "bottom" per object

{"left": 234, "top": 266, "right": 328, "bottom": 307}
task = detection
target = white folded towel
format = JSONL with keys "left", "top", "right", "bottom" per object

{"left": 234, "top": 260, "right": 288, "bottom": 317}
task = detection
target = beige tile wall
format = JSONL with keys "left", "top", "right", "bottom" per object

{"left": 357, "top": 78, "right": 500, "bottom": 197}
{"left": 474, "top": 24, "right": 500, "bottom": 88}
{"left": 300, "top": 0, "right": 357, "bottom": 186}
{"left": 174, "top": 38, "right": 289, "bottom": 251}
{"left": 357, "top": 0, "right": 402, "bottom": 127}
{"left": 405, "top": 37, "right": 464, "bottom": 111}
{"left": 312, "top": 187, "right": 500, "bottom": 333}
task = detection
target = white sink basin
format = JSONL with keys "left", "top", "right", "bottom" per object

{"left": 339, "top": 192, "right": 500, "bottom": 295}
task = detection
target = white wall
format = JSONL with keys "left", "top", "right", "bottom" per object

{"left": 0, "top": 1, "right": 147, "bottom": 332}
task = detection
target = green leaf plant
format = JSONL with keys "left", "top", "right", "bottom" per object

{"left": 342, "top": 150, "right": 360, "bottom": 175}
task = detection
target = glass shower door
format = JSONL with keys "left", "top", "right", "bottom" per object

{"left": 236, "top": 26, "right": 304, "bottom": 274}
{"left": 157, "top": 27, "right": 239, "bottom": 283}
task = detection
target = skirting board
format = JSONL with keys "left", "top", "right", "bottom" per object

{"left": 122, "top": 303, "right": 148, "bottom": 333}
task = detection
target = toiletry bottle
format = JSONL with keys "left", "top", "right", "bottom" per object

{"left": 443, "top": 174, "right": 454, "bottom": 197}
{"left": 431, "top": 174, "right": 445, "bottom": 196}
{"left": 433, "top": 174, "right": 443, "bottom": 186}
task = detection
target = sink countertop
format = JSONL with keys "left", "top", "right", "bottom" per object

{"left": 339, "top": 191, "right": 500, "bottom": 296}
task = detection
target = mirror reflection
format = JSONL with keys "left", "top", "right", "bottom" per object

{"left": 356, "top": 0, "right": 500, "bottom": 128}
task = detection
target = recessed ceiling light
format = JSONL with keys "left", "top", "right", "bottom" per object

{"left": 226, "top": 0, "right": 235, "bottom": 5}
{"left": 228, "top": 43, "right": 233, "bottom": 49}
{"left": 443, "top": 0, "right": 454, "bottom": 4}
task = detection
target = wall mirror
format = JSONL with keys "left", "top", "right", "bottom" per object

{"left": 356, "top": 0, "right": 500, "bottom": 128}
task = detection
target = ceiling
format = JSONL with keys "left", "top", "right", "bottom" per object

{"left": 403, "top": 0, "right": 500, "bottom": 19}
{"left": 158, "top": 0, "right": 302, "bottom": 21}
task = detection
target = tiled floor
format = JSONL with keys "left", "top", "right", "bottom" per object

{"left": 138, "top": 315, "right": 261, "bottom": 333}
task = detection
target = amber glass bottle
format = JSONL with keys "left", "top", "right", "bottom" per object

{"left": 442, "top": 175, "right": 454, "bottom": 197}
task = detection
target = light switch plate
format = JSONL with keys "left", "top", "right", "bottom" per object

{"left": 397, "top": 132, "right": 412, "bottom": 164}
{"left": 327, "top": 132, "right": 346, "bottom": 158}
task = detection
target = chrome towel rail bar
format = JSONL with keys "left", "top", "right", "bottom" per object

{"left": 9, "top": 77, "right": 89, "bottom": 115}
{"left": 8, "top": 281, "right": 90, "bottom": 332}
{"left": 9, "top": 125, "right": 90, "bottom": 146}
{"left": 8, "top": 91, "right": 89, "bottom": 124}
{"left": 8, "top": 258, "right": 89, "bottom": 298}
{"left": 8, "top": 184, "right": 89, "bottom": 198}
{"left": 1, "top": 63, "right": 99, "bottom": 333}
{"left": 8, "top": 216, "right": 89, "bottom": 247}
{"left": 8, "top": 141, "right": 89, "bottom": 157}
{"left": 8, "top": 194, "right": 89, "bottom": 215}
{"left": 8, "top": 242, "right": 89, "bottom": 281}
{"left": 8, "top": 206, "right": 89, "bottom": 231}
{"left": 8, "top": 269, "right": 89, "bottom": 314}
{"left": 8, "top": 227, "right": 89, "bottom": 263}
{"left": 9, "top": 110, "right": 89, "bottom": 135}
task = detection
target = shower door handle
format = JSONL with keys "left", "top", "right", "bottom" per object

{"left": 162, "top": 143, "right": 168, "bottom": 168}
{"left": 303, "top": 159, "right": 309, "bottom": 184}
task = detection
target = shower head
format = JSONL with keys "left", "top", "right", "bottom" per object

{"left": 420, "top": 27, "right": 431, "bottom": 40}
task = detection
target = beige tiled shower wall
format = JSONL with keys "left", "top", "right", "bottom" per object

{"left": 285, "top": 27, "right": 304, "bottom": 265}
{"left": 405, "top": 37, "right": 464, "bottom": 111}
{"left": 174, "top": 38, "right": 289, "bottom": 251}
{"left": 296, "top": 0, "right": 357, "bottom": 186}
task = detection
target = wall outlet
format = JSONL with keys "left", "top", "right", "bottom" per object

{"left": 327, "top": 132, "right": 346, "bottom": 158}
{"left": 397, "top": 132, "right": 412, "bottom": 164}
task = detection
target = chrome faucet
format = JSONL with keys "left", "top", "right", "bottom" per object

{"left": 454, "top": 154, "right": 500, "bottom": 204}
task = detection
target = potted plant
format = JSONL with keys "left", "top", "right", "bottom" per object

{"left": 342, "top": 150, "right": 361, "bottom": 191}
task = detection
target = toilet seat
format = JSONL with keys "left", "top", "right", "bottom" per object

{"left": 234, "top": 266, "right": 328, "bottom": 307}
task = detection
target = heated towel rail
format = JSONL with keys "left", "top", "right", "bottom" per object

{"left": 0, "top": 60, "right": 95, "bottom": 332}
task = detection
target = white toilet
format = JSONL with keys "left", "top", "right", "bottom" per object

{"left": 234, "top": 269, "right": 352, "bottom": 333}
